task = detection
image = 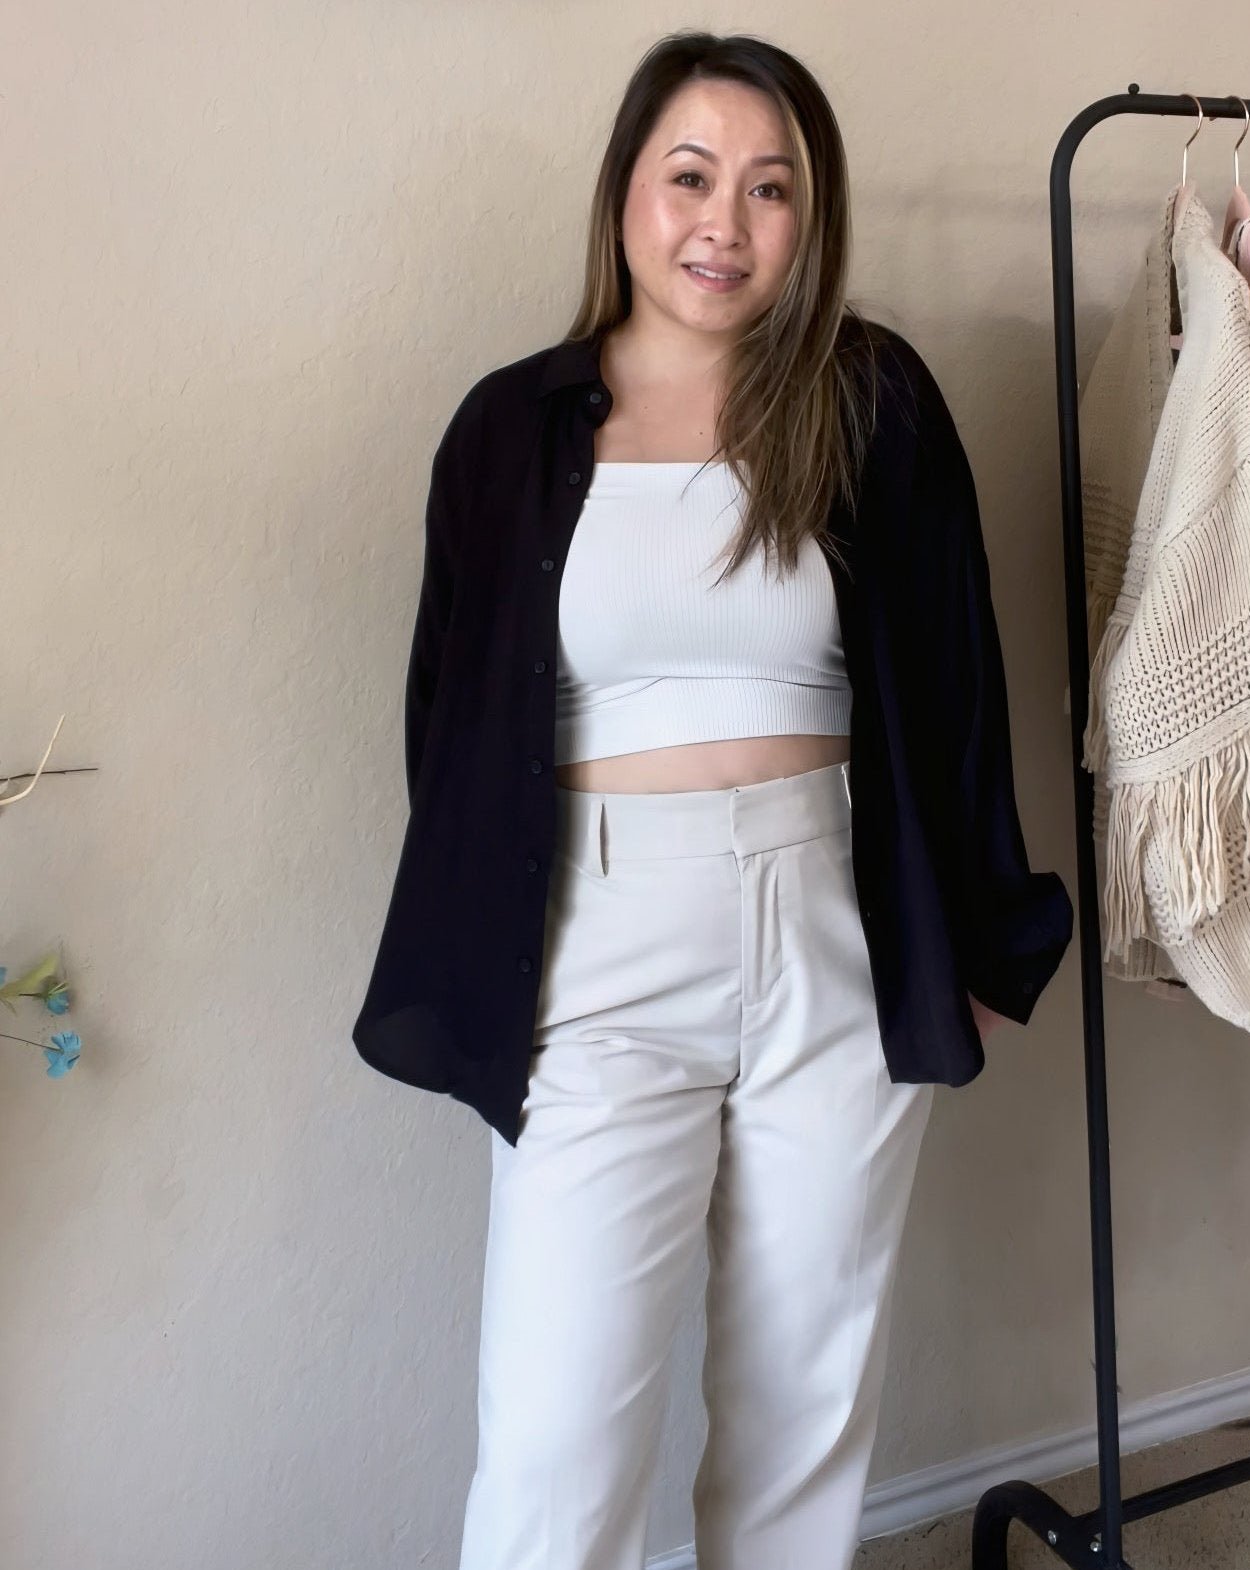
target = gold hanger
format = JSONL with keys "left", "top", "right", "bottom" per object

{"left": 0, "top": 714, "right": 67, "bottom": 806}
{"left": 1180, "top": 93, "right": 1205, "bottom": 187}
{"left": 1230, "top": 95, "right": 1249, "bottom": 190}
{"left": 1169, "top": 97, "right": 1208, "bottom": 353}
{"left": 1219, "top": 96, "right": 1250, "bottom": 269}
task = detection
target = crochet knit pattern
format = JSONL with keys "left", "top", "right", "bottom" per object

{"left": 1076, "top": 184, "right": 1181, "bottom": 986}
{"left": 1082, "top": 183, "right": 1250, "bottom": 1030}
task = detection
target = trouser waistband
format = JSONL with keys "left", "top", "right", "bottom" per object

{"left": 554, "top": 760, "right": 853, "bottom": 873}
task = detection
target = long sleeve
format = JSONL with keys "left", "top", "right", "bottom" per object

{"left": 904, "top": 352, "right": 1074, "bottom": 1024}
{"left": 402, "top": 392, "right": 479, "bottom": 813}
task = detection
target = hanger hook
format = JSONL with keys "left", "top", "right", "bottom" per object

{"left": 1229, "top": 95, "right": 1250, "bottom": 188}
{"left": 1182, "top": 93, "right": 1205, "bottom": 186}
{"left": 0, "top": 713, "right": 65, "bottom": 807}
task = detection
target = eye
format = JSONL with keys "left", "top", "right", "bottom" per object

{"left": 673, "top": 171, "right": 786, "bottom": 200}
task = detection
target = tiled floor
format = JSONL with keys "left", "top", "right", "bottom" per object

{"left": 853, "top": 1420, "right": 1250, "bottom": 1567}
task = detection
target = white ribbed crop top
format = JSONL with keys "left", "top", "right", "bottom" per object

{"left": 554, "top": 459, "right": 852, "bottom": 765}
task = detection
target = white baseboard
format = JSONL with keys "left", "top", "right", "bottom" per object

{"left": 645, "top": 1364, "right": 1250, "bottom": 1568}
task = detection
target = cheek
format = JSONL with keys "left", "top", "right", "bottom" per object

{"left": 630, "top": 208, "right": 690, "bottom": 266}
{"left": 648, "top": 195, "right": 691, "bottom": 239}
{"left": 748, "top": 236, "right": 794, "bottom": 297}
{"left": 758, "top": 212, "right": 797, "bottom": 268}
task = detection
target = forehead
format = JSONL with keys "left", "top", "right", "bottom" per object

{"left": 643, "top": 77, "right": 789, "bottom": 150}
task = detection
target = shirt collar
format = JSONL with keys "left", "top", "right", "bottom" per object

{"left": 537, "top": 325, "right": 609, "bottom": 398}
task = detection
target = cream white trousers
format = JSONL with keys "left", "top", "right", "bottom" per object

{"left": 458, "top": 760, "right": 934, "bottom": 1570}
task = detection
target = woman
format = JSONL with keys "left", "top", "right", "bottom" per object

{"left": 353, "top": 28, "right": 1074, "bottom": 1570}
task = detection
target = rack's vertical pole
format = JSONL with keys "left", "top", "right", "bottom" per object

{"left": 1049, "top": 124, "right": 1126, "bottom": 1566}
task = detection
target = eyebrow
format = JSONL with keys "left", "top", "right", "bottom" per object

{"left": 663, "top": 141, "right": 794, "bottom": 170}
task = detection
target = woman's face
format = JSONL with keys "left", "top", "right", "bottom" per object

{"left": 618, "top": 77, "right": 799, "bottom": 343}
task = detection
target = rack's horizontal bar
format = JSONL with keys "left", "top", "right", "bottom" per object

{"left": 1054, "top": 87, "right": 1250, "bottom": 153}
{"left": 1072, "top": 1450, "right": 1250, "bottom": 1529}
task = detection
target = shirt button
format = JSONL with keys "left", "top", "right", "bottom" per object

{"left": 588, "top": 391, "right": 603, "bottom": 405}
{"left": 525, "top": 857, "right": 539, "bottom": 873}
{"left": 533, "top": 659, "right": 547, "bottom": 673}
{"left": 567, "top": 471, "right": 581, "bottom": 485}
{"left": 529, "top": 758, "right": 543, "bottom": 774}
{"left": 517, "top": 957, "right": 533, "bottom": 974}
{"left": 1022, "top": 981, "right": 1035, "bottom": 995}
{"left": 540, "top": 558, "right": 555, "bottom": 572}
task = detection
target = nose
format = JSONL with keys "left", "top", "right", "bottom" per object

{"left": 700, "top": 191, "right": 749, "bottom": 244}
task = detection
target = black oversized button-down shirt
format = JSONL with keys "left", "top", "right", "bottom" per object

{"left": 352, "top": 320, "right": 1074, "bottom": 1147}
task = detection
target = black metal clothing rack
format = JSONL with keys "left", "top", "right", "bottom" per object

{"left": 971, "top": 87, "right": 1250, "bottom": 1568}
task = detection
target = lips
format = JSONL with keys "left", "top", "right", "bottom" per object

{"left": 683, "top": 263, "right": 749, "bottom": 279}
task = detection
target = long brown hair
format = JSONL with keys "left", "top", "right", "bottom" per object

{"left": 565, "top": 30, "right": 885, "bottom": 584}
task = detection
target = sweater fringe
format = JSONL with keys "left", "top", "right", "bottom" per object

{"left": 1085, "top": 584, "right": 1119, "bottom": 672}
{"left": 1081, "top": 594, "right": 1125, "bottom": 775}
{"left": 1100, "top": 735, "right": 1250, "bottom": 961}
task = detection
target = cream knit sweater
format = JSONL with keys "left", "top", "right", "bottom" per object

{"left": 1080, "top": 182, "right": 1250, "bottom": 1030}
{"left": 1076, "top": 184, "right": 1182, "bottom": 987}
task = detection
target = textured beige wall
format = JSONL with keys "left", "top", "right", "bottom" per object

{"left": 3, "top": 4, "right": 1250, "bottom": 1567}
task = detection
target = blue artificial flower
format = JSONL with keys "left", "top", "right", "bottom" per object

{"left": 44, "top": 983, "right": 70, "bottom": 1014}
{"left": 44, "top": 1031, "right": 81, "bottom": 1077}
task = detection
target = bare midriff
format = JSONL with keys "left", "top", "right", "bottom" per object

{"left": 553, "top": 733, "right": 851, "bottom": 794}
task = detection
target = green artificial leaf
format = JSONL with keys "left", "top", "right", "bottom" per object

{"left": 0, "top": 951, "right": 60, "bottom": 1006}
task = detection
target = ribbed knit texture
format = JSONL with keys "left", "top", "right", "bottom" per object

{"left": 1081, "top": 183, "right": 1250, "bottom": 1031}
{"left": 554, "top": 460, "right": 852, "bottom": 766}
